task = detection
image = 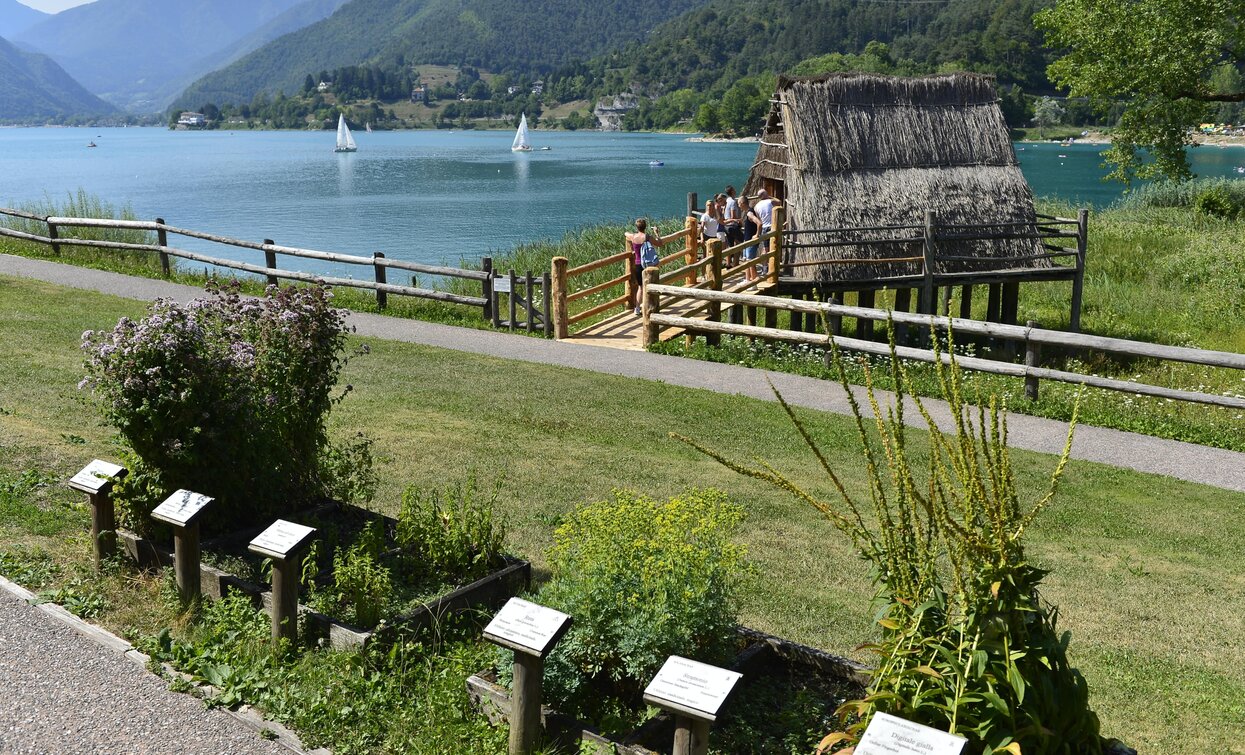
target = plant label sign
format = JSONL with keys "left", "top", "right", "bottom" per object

{"left": 493, "top": 275, "right": 512, "bottom": 293}
{"left": 67, "top": 460, "right": 125, "bottom": 494}
{"left": 642, "top": 655, "right": 742, "bottom": 722}
{"left": 248, "top": 520, "right": 317, "bottom": 560}
{"left": 482, "top": 597, "right": 572, "bottom": 657}
{"left": 855, "top": 712, "right": 967, "bottom": 755}
{"left": 150, "top": 489, "right": 214, "bottom": 528}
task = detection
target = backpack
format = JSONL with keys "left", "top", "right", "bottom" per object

{"left": 639, "top": 240, "right": 659, "bottom": 268}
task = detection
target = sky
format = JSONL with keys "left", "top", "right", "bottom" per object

{"left": 19, "top": 0, "right": 94, "bottom": 12}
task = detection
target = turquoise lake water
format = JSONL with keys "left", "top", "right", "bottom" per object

{"left": 2, "top": 127, "right": 1243, "bottom": 273}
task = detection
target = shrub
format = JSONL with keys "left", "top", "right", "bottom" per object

{"left": 330, "top": 521, "right": 392, "bottom": 628}
{"left": 81, "top": 280, "right": 367, "bottom": 531}
{"left": 1193, "top": 184, "right": 1240, "bottom": 219}
{"left": 395, "top": 479, "right": 506, "bottom": 582}
{"left": 530, "top": 489, "right": 748, "bottom": 723}
{"left": 681, "top": 333, "right": 1106, "bottom": 755}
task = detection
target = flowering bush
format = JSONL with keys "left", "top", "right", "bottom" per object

{"left": 525, "top": 489, "right": 748, "bottom": 724}
{"left": 81, "top": 281, "right": 367, "bottom": 530}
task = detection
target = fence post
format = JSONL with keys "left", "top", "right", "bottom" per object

{"left": 373, "top": 252, "right": 387, "bottom": 310}
{"left": 1024, "top": 319, "right": 1041, "bottom": 401}
{"left": 508, "top": 270, "right": 518, "bottom": 330}
{"left": 707, "top": 239, "right": 723, "bottom": 347}
{"left": 624, "top": 245, "right": 637, "bottom": 313}
{"left": 542, "top": 272, "right": 553, "bottom": 338}
{"left": 684, "top": 216, "right": 699, "bottom": 285}
{"left": 263, "top": 239, "right": 278, "bottom": 287}
{"left": 46, "top": 218, "right": 60, "bottom": 256}
{"left": 1070, "top": 208, "right": 1088, "bottom": 333}
{"left": 524, "top": 270, "right": 536, "bottom": 333}
{"left": 920, "top": 209, "right": 937, "bottom": 315}
{"left": 482, "top": 256, "right": 494, "bottom": 321}
{"left": 155, "top": 218, "right": 170, "bottom": 277}
{"left": 686, "top": 192, "right": 698, "bottom": 219}
{"left": 768, "top": 204, "right": 784, "bottom": 286}
{"left": 642, "top": 267, "right": 661, "bottom": 348}
{"left": 551, "top": 257, "right": 568, "bottom": 339}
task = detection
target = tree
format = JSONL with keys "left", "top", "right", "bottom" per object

{"left": 1037, "top": 0, "right": 1245, "bottom": 181}
{"left": 693, "top": 103, "right": 721, "bottom": 134}
{"left": 1032, "top": 96, "right": 1065, "bottom": 137}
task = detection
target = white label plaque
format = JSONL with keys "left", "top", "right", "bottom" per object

{"left": 68, "top": 460, "right": 125, "bottom": 494}
{"left": 643, "top": 655, "right": 742, "bottom": 722}
{"left": 483, "top": 598, "right": 572, "bottom": 657}
{"left": 493, "top": 275, "right": 512, "bottom": 293}
{"left": 150, "top": 489, "right": 213, "bottom": 527}
{"left": 855, "top": 712, "right": 967, "bottom": 755}
{"left": 249, "top": 520, "right": 316, "bottom": 559}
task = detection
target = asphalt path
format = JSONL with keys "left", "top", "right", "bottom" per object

{"left": 4, "top": 253, "right": 1243, "bottom": 494}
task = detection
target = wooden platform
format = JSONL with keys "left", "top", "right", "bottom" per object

{"left": 570, "top": 276, "right": 770, "bottom": 350}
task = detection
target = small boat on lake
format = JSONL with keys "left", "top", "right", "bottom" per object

{"left": 511, "top": 113, "right": 532, "bottom": 152}
{"left": 648, "top": 160, "right": 664, "bottom": 167}
{"left": 87, "top": 141, "right": 97, "bottom": 148}
{"left": 334, "top": 114, "right": 357, "bottom": 153}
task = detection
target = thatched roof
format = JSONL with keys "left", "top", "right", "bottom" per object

{"left": 745, "top": 72, "right": 1047, "bottom": 284}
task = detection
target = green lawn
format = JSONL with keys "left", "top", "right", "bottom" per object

{"left": 1, "top": 275, "right": 1243, "bottom": 752}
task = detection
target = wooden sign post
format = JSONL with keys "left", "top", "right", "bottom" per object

{"left": 482, "top": 597, "right": 573, "bottom": 755}
{"left": 643, "top": 656, "right": 743, "bottom": 755}
{"left": 855, "top": 712, "right": 967, "bottom": 755}
{"left": 66, "top": 460, "right": 127, "bottom": 570}
{"left": 150, "top": 490, "right": 214, "bottom": 605}
{"left": 248, "top": 520, "right": 317, "bottom": 645}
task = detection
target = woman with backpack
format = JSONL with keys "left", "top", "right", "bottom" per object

{"left": 625, "top": 218, "right": 664, "bottom": 315}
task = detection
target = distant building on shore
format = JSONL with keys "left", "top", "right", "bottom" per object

{"left": 593, "top": 94, "right": 638, "bottom": 131}
{"left": 176, "top": 112, "right": 207, "bottom": 129}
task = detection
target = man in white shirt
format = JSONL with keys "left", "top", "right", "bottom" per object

{"left": 753, "top": 189, "right": 775, "bottom": 233}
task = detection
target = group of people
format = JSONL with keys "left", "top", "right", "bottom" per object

{"left": 625, "top": 185, "right": 778, "bottom": 314}
{"left": 698, "top": 186, "right": 776, "bottom": 282}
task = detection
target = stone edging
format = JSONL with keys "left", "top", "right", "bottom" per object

{"left": 0, "top": 573, "right": 327, "bottom": 755}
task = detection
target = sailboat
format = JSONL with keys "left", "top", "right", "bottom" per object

{"left": 365, "top": 122, "right": 373, "bottom": 133}
{"left": 334, "top": 114, "right": 357, "bottom": 153}
{"left": 511, "top": 113, "right": 532, "bottom": 152}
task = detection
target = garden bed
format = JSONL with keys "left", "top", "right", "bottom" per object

{"left": 466, "top": 628, "right": 868, "bottom": 755}
{"left": 115, "top": 500, "right": 529, "bottom": 649}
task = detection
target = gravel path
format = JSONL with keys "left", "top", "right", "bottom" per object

{"left": 3, "top": 253, "right": 1243, "bottom": 494}
{"left": 0, "top": 589, "right": 292, "bottom": 755}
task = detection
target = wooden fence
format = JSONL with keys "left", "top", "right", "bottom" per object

{"left": 641, "top": 284, "right": 1245, "bottom": 410}
{"left": 0, "top": 207, "right": 495, "bottom": 316}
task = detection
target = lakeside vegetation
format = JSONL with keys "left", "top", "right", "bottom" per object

{"left": 1, "top": 277, "right": 1243, "bottom": 751}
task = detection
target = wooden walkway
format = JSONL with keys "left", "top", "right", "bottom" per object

{"left": 569, "top": 275, "right": 770, "bottom": 350}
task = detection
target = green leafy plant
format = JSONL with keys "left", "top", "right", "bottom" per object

{"left": 330, "top": 521, "right": 392, "bottom": 629}
{"left": 38, "top": 577, "right": 110, "bottom": 619}
{"left": 680, "top": 329, "right": 1106, "bottom": 755}
{"left": 80, "top": 281, "right": 370, "bottom": 532}
{"left": 1193, "top": 184, "right": 1240, "bottom": 219}
{"left": 395, "top": 479, "right": 506, "bottom": 582}
{"left": 527, "top": 489, "right": 749, "bottom": 725}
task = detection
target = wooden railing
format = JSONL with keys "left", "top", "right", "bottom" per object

{"left": 641, "top": 284, "right": 1245, "bottom": 409}
{"left": 549, "top": 216, "right": 704, "bottom": 338}
{"left": 0, "top": 208, "right": 493, "bottom": 314}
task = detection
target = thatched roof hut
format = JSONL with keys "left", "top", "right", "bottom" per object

{"left": 745, "top": 72, "right": 1048, "bottom": 284}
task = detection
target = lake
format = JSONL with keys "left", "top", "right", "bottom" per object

{"left": 2, "top": 127, "right": 1243, "bottom": 273}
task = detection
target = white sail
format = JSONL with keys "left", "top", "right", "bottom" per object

{"left": 335, "top": 114, "right": 357, "bottom": 152}
{"left": 511, "top": 113, "right": 531, "bottom": 151}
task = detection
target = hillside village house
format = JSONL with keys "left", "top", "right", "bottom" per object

{"left": 176, "top": 112, "right": 207, "bottom": 128}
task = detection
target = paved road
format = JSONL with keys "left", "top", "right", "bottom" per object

{"left": 0, "top": 588, "right": 293, "bottom": 755}
{"left": 4, "top": 253, "right": 1244, "bottom": 494}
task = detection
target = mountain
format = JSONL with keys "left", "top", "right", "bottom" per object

{"left": 174, "top": 0, "right": 712, "bottom": 108}
{"left": 15, "top": 0, "right": 322, "bottom": 112}
{"left": 0, "top": 0, "right": 48, "bottom": 38}
{"left": 0, "top": 34, "right": 116, "bottom": 120}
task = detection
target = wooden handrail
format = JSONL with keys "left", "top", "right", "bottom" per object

{"left": 567, "top": 273, "right": 628, "bottom": 303}
{"left": 567, "top": 251, "right": 629, "bottom": 278}
{"left": 568, "top": 293, "right": 630, "bottom": 325}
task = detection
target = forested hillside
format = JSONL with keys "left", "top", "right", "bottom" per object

{"left": 0, "top": 35, "right": 115, "bottom": 120}
{"left": 174, "top": 0, "right": 710, "bottom": 109}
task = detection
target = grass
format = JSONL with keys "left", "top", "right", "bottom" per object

{"left": 1, "top": 277, "right": 1244, "bottom": 751}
